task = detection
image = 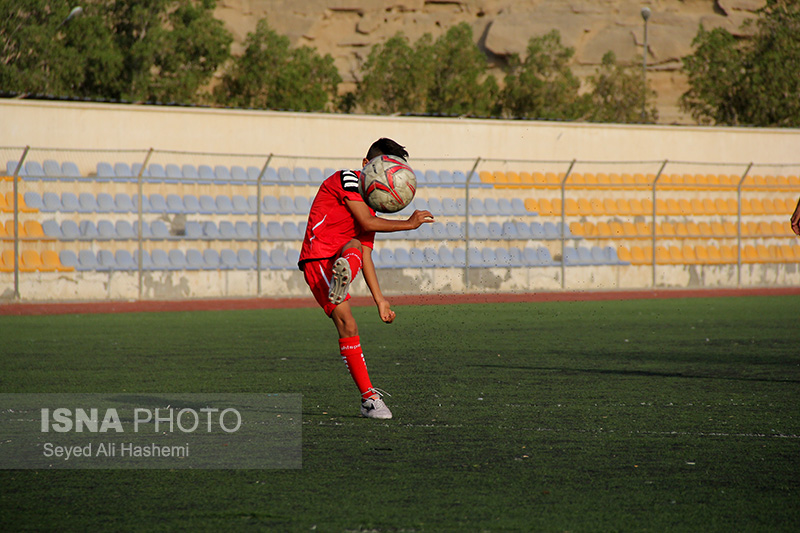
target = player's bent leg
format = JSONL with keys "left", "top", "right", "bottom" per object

{"left": 328, "top": 257, "right": 352, "bottom": 305}
{"left": 328, "top": 240, "right": 363, "bottom": 305}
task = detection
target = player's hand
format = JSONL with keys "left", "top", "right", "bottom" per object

{"left": 408, "top": 209, "right": 435, "bottom": 229}
{"left": 791, "top": 197, "right": 800, "bottom": 236}
{"left": 377, "top": 299, "right": 396, "bottom": 324}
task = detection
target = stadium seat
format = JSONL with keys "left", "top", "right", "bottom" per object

{"left": 41, "top": 249, "right": 72, "bottom": 272}
{"left": 76, "top": 250, "right": 99, "bottom": 271}
{"left": 202, "top": 221, "right": 221, "bottom": 239}
{"left": 185, "top": 249, "right": 206, "bottom": 270}
{"left": 215, "top": 165, "right": 233, "bottom": 184}
{"left": 149, "top": 193, "right": 168, "bottom": 213}
{"left": 215, "top": 195, "right": 234, "bottom": 214}
{"left": 182, "top": 164, "right": 199, "bottom": 181}
{"left": 150, "top": 249, "right": 172, "bottom": 270}
{"left": 96, "top": 220, "right": 115, "bottom": 240}
{"left": 114, "top": 221, "right": 135, "bottom": 240}
{"left": 237, "top": 249, "right": 257, "bottom": 269}
{"left": 218, "top": 221, "right": 237, "bottom": 240}
{"left": 231, "top": 195, "right": 249, "bottom": 215}
{"left": 59, "top": 220, "right": 79, "bottom": 240}
{"left": 58, "top": 250, "right": 79, "bottom": 270}
{"left": 112, "top": 250, "right": 135, "bottom": 271}
{"left": 220, "top": 249, "right": 239, "bottom": 269}
{"left": 150, "top": 221, "right": 171, "bottom": 240}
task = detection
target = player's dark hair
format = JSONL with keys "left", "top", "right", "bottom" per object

{"left": 366, "top": 138, "right": 409, "bottom": 161}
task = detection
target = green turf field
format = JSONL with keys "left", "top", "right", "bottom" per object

{"left": 1, "top": 295, "right": 799, "bottom": 531}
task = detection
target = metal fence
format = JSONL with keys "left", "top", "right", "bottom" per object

{"left": 2, "top": 146, "right": 798, "bottom": 300}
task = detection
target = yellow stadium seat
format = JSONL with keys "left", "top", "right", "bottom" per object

{"left": 617, "top": 246, "right": 633, "bottom": 263}
{"left": 5, "top": 192, "right": 38, "bottom": 213}
{"left": 682, "top": 174, "right": 698, "bottom": 189}
{"left": 616, "top": 199, "right": 632, "bottom": 216}
{"left": 634, "top": 173, "right": 651, "bottom": 189}
{"left": 702, "top": 198, "right": 716, "bottom": 214}
{"left": 492, "top": 171, "right": 508, "bottom": 188}
{"left": 757, "top": 244, "right": 776, "bottom": 263}
{"left": 668, "top": 245, "right": 685, "bottom": 264}
{"left": 721, "top": 246, "right": 738, "bottom": 264}
{"left": 666, "top": 199, "right": 681, "bottom": 215}
{"left": 596, "top": 222, "right": 613, "bottom": 238}
{"left": 772, "top": 198, "right": 787, "bottom": 214}
{"left": 683, "top": 245, "right": 698, "bottom": 264}
{"left": 532, "top": 172, "right": 547, "bottom": 188}
{"left": 21, "top": 250, "right": 51, "bottom": 272}
{"left": 694, "top": 245, "right": 711, "bottom": 264}
{"left": 23, "top": 220, "right": 47, "bottom": 240}
{"left": 603, "top": 198, "right": 617, "bottom": 215}
{"left": 609, "top": 221, "right": 625, "bottom": 238}
{"left": 622, "top": 222, "right": 638, "bottom": 238}
{"left": 566, "top": 173, "right": 585, "bottom": 188}
{"left": 524, "top": 198, "right": 539, "bottom": 214}
{"left": 621, "top": 174, "right": 636, "bottom": 188}
{"left": 779, "top": 245, "right": 796, "bottom": 262}
{"left": 569, "top": 222, "right": 586, "bottom": 237}
{"left": 519, "top": 171, "right": 535, "bottom": 188}
{"left": 566, "top": 198, "right": 582, "bottom": 216}
{"left": 628, "top": 198, "right": 645, "bottom": 216}
{"left": 537, "top": 198, "right": 558, "bottom": 216}
{"left": 590, "top": 198, "right": 605, "bottom": 216}
{"left": 545, "top": 172, "right": 561, "bottom": 189}
{"left": 710, "top": 222, "right": 725, "bottom": 238}
{"left": 4, "top": 220, "right": 26, "bottom": 239}
{"left": 583, "top": 173, "right": 597, "bottom": 187}
{"left": 723, "top": 222, "right": 738, "bottom": 237}
{"left": 776, "top": 176, "right": 790, "bottom": 192}
{"left": 742, "top": 245, "right": 759, "bottom": 263}
{"left": 757, "top": 221, "right": 773, "bottom": 237}
{"left": 697, "top": 222, "right": 713, "bottom": 237}
{"left": 686, "top": 221, "right": 701, "bottom": 238}
{"left": 713, "top": 198, "right": 729, "bottom": 215}
{"left": 631, "top": 246, "right": 649, "bottom": 265}
{"left": 596, "top": 173, "right": 611, "bottom": 187}
{"left": 41, "top": 250, "right": 74, "bottom": 272}
{"left": 658, "top": 222, "right": 676, "bottom": 237}
{"left": 762, "top": 198, "right": 776, "bottom": 214}
{"left": 506, "top": 171, "right": 522, "bottom": 188}
{"left": 16, "top": 250, "right": 38, "bottom": 272}
{"left": 479, "top": 171, "right": 495, "bottom": 185}
{"left": 0, "top": 250, "right": 15, "bottom": 272}
{"left": 609, "top": 173, "right": 624, "bottom": 188}
{"left": 635, "top": 222, "right": 652, "bottom": 237}
{"left": 0, "top": 194, "right": 11, "bottom": 213}
{"left": 656, "top": 246, "right": 671, "bottom": 264}
{"left": 686, "top": 199, "right": 701, "bottom": 215}
{"left": 788, "top": 176, "right": 800, "bottom": 189}
{"left": 704, "top": 174, "right": 720, "bottom": 190}
{"left": 674, "top": 222, "right": 689, "bottom": 238}
{"left": 706, "top": 246, "right": 723, "bottom": 264}
{"left": 641, "top": 198, "right": 654, "bottom": 215}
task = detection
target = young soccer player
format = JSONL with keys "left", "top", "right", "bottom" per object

{"left": 298, "top": 138, "right": 434, "bottom": 419}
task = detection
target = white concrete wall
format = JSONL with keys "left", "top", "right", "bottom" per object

{"left": 2, "top": 100, "right": 799, "bottom": 166}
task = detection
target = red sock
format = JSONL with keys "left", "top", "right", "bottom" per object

{"left": 341, "top": 247, "right": 363, "bottom": 278}
{"left": 338, "top": 335, "right": 374, "bottom": 400}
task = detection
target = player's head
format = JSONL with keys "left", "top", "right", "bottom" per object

{"left": 364, "top": 138, "right": 408, "bottom": 166}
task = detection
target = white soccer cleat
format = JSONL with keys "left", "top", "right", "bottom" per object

{"left": 328, "top": 257, "right": 352, "bottom": 305}
{"left": 360, "top": 388, "right": 393, "bottom": 419}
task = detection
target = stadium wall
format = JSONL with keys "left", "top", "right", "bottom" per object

{"left": 2, "top": 100, "right": 799, "bottom": 302}
{"left": 1, "top": 99, "right": 799, "bottom": 165}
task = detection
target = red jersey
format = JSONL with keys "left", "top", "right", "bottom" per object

{"left": 298, "top": 169, "right": 376, "bottom": 270}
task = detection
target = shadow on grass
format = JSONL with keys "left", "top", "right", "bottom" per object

{"left": 467, "top": 364, "right": 800, "bottom": 384}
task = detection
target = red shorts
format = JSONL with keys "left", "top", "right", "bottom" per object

{"left": 302, "top": 257, "right": 351, "bottom": 316}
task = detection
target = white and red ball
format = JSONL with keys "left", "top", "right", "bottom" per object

{"left": 359, "top": 155, "right": 417, "bottom": 213}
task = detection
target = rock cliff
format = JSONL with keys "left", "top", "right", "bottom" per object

{"left": 214, "top": 0, "right": 766, "bottom": 124}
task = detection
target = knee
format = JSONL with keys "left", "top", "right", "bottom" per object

{"left": 333, "top": 311, "right": 359, "bottom": 338}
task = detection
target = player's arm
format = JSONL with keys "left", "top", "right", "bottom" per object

{"left": 791, "top": 196, "right": 800, "bottom": 236}
{"left": 361, "top": 246, "right": 395, "bottom": 324}
{"left": 345, "top": 198, "right": 434, "bottom": 233}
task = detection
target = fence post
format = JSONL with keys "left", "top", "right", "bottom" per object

{"left": 256, "top": 154, "right": 273, "bottom": 296}
{"left": 11, "top": 146, "right": 30, "bottom": 300}
{"left": 463, "top": 157, "right": 481, "bottom": 291}
{"left": 560, "top": 160, "right": 576, "bottom": 289}
{"left": 736, "top": 163, "right": 752, "bottom": 287}
{"left": 651, "top": 160, "right": 667, "bottom": 288}
{"left": 137, "top": 149, "right": 153, "bottom": 300}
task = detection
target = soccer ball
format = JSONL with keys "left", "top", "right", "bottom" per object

{"left": 359, "top": 155, "right": 417, "bottom": 213}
